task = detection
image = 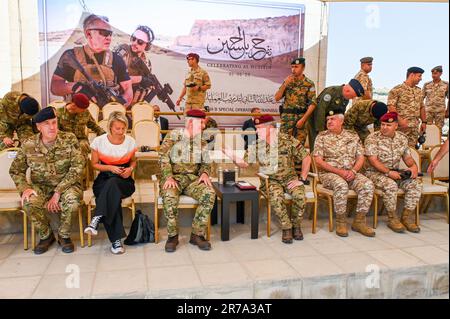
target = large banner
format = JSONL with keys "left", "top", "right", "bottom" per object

{"left": 39, "top": 0, "right": 305, "bottom": 126}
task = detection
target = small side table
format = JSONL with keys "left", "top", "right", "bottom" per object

{"left": 211, "top": 182, "right": 259, "bottom": 241}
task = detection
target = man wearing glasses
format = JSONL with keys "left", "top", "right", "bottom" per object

{"left": 51, "top": 14, "right": 133, "bottom": 108}
{"left": 115, "top": 25, "right": 155, "bottom": 105}
{"left": 176, "top": 53, "right": 212, "bottom": 112}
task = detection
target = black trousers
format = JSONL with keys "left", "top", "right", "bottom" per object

{"left": 93, "top": 172, "right": 135, "bottom": 243}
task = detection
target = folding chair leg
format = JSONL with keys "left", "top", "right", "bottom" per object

{"left": 416, "top": 202, "right": 420, "bottom": 227}
{"left": 328, "top": 196, "right": 334, "bottom": 232}
{"left": 374, "top": 195, "right": 379, "bottom": 229}
{"left": 267, "top": 200, "right": 271, "bottom": 238}
{"left": 422, "top": 196, "right": 433, "bottom": 215}
{"left": 78, "top": 208, "right": 85, "bottom": 248}
{"left": 23, "top": 211, "right": 28, "bottom": 251}
{"left": 31, "top": 223, "right": 36, "bottom": 250}
{"left": 446, "top": 194, "right": 449, "bottom": 224}
{"left": 131, "top": 201, "right": 136, "bottom": 221}
{"left": 87, "top": 204, "right": 92, "bottom": 247}
{"left": 312, "top": 202, "right": 318, "bottom": 234}
{"left": 154, "top": 204, "right": 159, "bottom": 244}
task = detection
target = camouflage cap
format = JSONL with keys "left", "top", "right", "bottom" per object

{"left": 360, "top": 57, "right": 374, "bottom": 64}
{"left": 432, "top": 66, "right": 443, "bottom": 73}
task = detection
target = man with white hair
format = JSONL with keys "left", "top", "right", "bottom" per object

{"left": 51, "top": 14, "right": 133, "bottom": 108}
{"left": 313, "top": 108, "right": 375, "bottom": 238}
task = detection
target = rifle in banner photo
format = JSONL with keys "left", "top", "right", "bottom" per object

{"left": 65, "top": 50, "right": 127, "bottom": 107}
{"left": 131, "top": 57, "right": 181, "bottom": 119}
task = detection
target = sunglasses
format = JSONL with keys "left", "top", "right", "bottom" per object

{"left": 89, "top": 29, "right": 113, "bottom": 37}
{"left": 131, "top": 36, "right": 147, "bottom": 46}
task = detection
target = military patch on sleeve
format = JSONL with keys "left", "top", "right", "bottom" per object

{"left": 323, "top": 94, "right": 332, "bottom": 102}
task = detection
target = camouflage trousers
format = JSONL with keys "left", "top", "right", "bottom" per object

{"left": 261, "top": 179, "right": 305, "bottom": 230}
{"left": 23, "top": 184, "right": 82, "bottom": 240}
{"left": 366, "top": 172, "right": 423, "bottom": 212}
{"left": 399, "top": 126, "right": 420, "bottom": 148}
{"left": 320, "top": 173, "right": 374, "bottom": 216}
{"left": 427, "top": 111, "right": 446, "bottom": 130}
{"left": 280, "top": 114, "right": 308, "bottom": 146}
{"left": 161, "top": 175, "right": 216, "bottom": 237}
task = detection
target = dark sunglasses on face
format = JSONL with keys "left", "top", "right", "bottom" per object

{"left": 131, "top": 36, "right": 147, "bottom": 46}
{"left": 89, "top": 29, "right": 113, "bottom": 37}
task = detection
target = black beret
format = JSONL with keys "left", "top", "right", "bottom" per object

{"left": 19, "top": 95, "right": 40, "bottom": 116}
{"left": 407, "top": 67, "right": 425, "bottom": 74}
{"left": 432, "top": 66, "right": 443, "bottom": 73}
{"left": 349, "top": 79, "right": 365, "bottom": 97}
{"left": 291, "top": 58, "right": 306, "bottom": 65}
{"left": 371, "top": 101, "right": 388, "bottom": 120}
{"left": 33, "top": 107, "right": 57, "bottom": 124}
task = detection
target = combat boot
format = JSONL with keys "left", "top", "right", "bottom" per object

{"left": 282, "top": 229, "right": 293, "bottom": 244}
{"left": 189, "top": 233, "right": 212, "bottom": 251}
{"left": 292, "top": 226, "right": 304, "bottom": 241}
{"left": 336, "top": 214, "right": 349, "bottom": 237}
{"left": 165, "top": 235, "right": 179, "bottom": 253}
{"left": 34, "top": 232, "right": 56, "bottom": 255}
{"left": 351, "top": 213, "right": 376, "bottom": 237}
{"left": 401, "top": 209, "right": 421, "bottom": 233}
{"left": 387, "top": 210, "right": 406, "bottom": 233}
{"left": 58, "top": 237, "right": 75, "bottom": 254}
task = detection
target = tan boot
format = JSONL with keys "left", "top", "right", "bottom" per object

{"left": 336, "top": 214, "right": 349, "bottom": 237}
{"left": 387, "top": 211, "right": 406, "bottom": 233}
{"left": 401, "top": 209, "right": 421, "bottom": 233}
{"left": 351, "top": 213, "right": 376, "bottom": 237}
{"left": 282, "top": 229, "right": 293, "bottom": 244}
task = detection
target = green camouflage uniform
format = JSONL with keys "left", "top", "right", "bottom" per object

{"left": 56, "top": 107, "right": 105, "bottom": 155}
{"left": 279, "top": 76, "right": 317, "bottom": 145}
{"left": 0, "top": 92, "right": 36, "bottom": 151}
{"left": 313, "top": 129, "right": 374, "bottom": 217}
{"left": 365, "top": 131, "right": 422, "bottom": 212}
{"left": 344, "top": 99, "right": 380, "bottom": 143}
{"left": 9, "top": 132, "right": 85, "bottom": 240}
{"left": 388, "top": 83, "right": 424, "bottom": 147}
{"left": 311, "top": 86, "right": 349, "bottom": 148}
{"left": 248, "top": 133, "right": 309, "bottom": 230}
{"left": 184, "top": 67, "right": 212, "bottom": 111}
{"left": 159, "top": 129, "right": 215, "bottom": 238}
{"left": 422, "top": 80, "right": 449, "bottom": 130}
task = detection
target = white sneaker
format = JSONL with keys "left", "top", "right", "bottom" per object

{"left": 111, "top": 240, "right": 125, "bottom": 255}
{"left": 84, "top": 216, "right": 102, "bottom": 236}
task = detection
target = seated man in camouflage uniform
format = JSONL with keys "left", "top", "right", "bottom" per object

{"left": 365, "top": 112, "right": 422, "bottom": 233}
{"left": 159, "top": 109, "right": 216, "bottom": 253}
{"left": 344, "top": 100, "right": 388, "bottom": 143}
{"left": 0, "top": 92, "right": 39, "bottom": 151}
{"left": 9, "top": 107, "right": 85, "bottom": 255}
{"left": 313, "top": 109, "right": 375, "bottom": 238}
{"left": 223, "top": 115, "right": 312, "bottom": 244}
{"left": 57, "top": 93, "right": 105, "bottom": 156}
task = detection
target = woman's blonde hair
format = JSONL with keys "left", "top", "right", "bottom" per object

{"left": 107, "top": 111, "right": 128, "bottom": 135}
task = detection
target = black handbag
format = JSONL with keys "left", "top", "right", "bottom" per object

{"left": 124, "top": 210, "right": 155, "bottom": 246}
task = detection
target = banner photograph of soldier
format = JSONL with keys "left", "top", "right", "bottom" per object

{"left": 2, "top": 3, "right": 448, "bottom": 259}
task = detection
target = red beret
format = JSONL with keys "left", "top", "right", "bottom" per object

{"left": 186, "top": 53, "right": 200, "bottom": 62}
{"left": 72, "top": 93, "right": 90, "bottom": 109}
{"left": 186, "top": 109, "right": 206, "bottom": 119}
{"left": 256, "top": 115, "right": 276, "bottom": 125}
{"left": 380, "top": 112, "right": 398, "bottom": 123}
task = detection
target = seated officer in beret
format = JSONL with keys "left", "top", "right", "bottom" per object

{"left": 275, "top": 58, "right": 317, "bottom": 146}
{"left": 344, "top": 100, "right": 388, "bottom": 143}
{"left": 365, "top": 112, "right": 422, "bottom": 233}
{"left": 313, "top": 108, "right": 375, "bottom": 238}
{"left": 223, "top": 115, "right": 312, "bottom": 244}
{"left": 311, "top": 79, "right": 365, "bottom": 150}
{"left": 0, "top": 92, "right": 40, "bottom": 151}
{"left": 159, "top": 109, "right": 215, "bottom": 253}
{"left": 9, "top": 107, "right": 85, "bottom": 254}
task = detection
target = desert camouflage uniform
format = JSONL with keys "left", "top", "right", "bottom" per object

{"left": 56, "top": 107, "right": 105, "bottom": 155}
{"left": 0, "top": 92, "right": 36, "bottom": 151}
{"left": 185, "top": 67, "right": 211, "bottom": 111}
{"left": 9, "top": 132, "right": 85, "bottom": 240}
{"left": 365, "top": 131, "right": 422, "bottom": 212}
{"left": 279, "top": 76, "right": 317, "bottom": 145}
{"left": 353, "top": 70, "right": 373, "bottom": 103}
{"left": 344, "top": 99, "right": 380, "bottom": 143}
{"left": 159, "top": 129, "right": 215, "bottom": 237}
{"left": 313, "top": 129, "right": 374, "bottom": 216}
{"left": 311, "top": 86, "right": 349, "bottom": 148}
{"left": 247, "top": 133, "right": 309, "bottom": 230}
{"left": 388, "top": 83, "right": 424, "bottom": 147}
{"left": 422, "top": 80, "right": 449, "bottom": 129}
